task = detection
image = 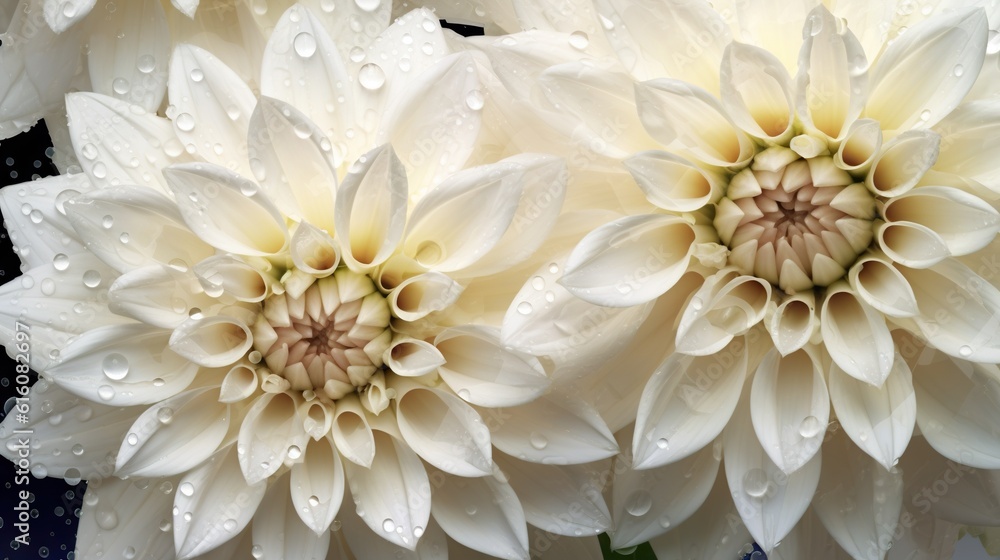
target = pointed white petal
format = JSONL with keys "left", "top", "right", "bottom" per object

{"left": 252, "top": 472, "right": 331, "bottom": 559}
{"left": 750, "top": 349, "right": 829, "bottom": 474}
{"left": 48, "top": 323, "right": 198, "bottom": 405}
{"left": 865, "top": 8, "right": 988, "bottom": 131}
{"left": 877, "top": 220, "right": 950, "bottom": 269}
{"left": 246, "top": 96, "right": 338, "bottom": 232}
{"left": 431, "top": 467, "right": 529, "bottom": 560}
{"left": 109, "top": 264, "right": 224, "bottom": 328}
{"left": 0, "top": 173, "right": 91, "bottom": 269}
{"left": 835, "top": 119, "right": 882, "bottom": 173}
{"left": 495, "top": 453, "right": 611, "bottom": 537}
{"left": 164, "top": 163, "right": 288, "bottom": 256}
{"left": 675, "top": 272, "right": 770, "bottom": 356}
{"left": 331, "top": 395, "right": 375, "bottom": 468}
{"left": 395, "top": 384, "right": 492, "bottom": 477}
{"left": 820, "top": 285, "right": 895, "bottom": 386}
{"left": 720, "top": 42, "right": 794, "bottom": 141}
{"left": 732, "top": 0, "right": 811, "bottom": 71}
{"left": 86, "top": 0, "right": 169, "bottom": 111}
{"left": 725, "top": 392, "right": 821, "bottom": 553}
{"left": 768, "top": 292, "right": 817, "bottom": 355}
{"left": 866, "top": 130, "right": 940, "bottom": 198}
{"left": 194, "top": 254, "right": 270, "bottom": 303}
{"left": 75, "top": 475, "right": 178, "bottom": 560}
{"left": 635, "top": 79, "right": 754, "bottom": 167}
{"left": 64, "top": 185, "right": 215, "bottom": 273}
{"left": 0, "top": 382, "right": 142, "bottom": 480}
{"left": 169, "top": 314, "right": 252, "bottom": 369}
{"left": 769, "top": 508, "right": 853, "bottom": 560}
{"left": 830, "top": 352, "right": 916, "bottom": 471}
{"left": 388, "top": 271, "right": 463, "bottom": 322}
{"left": 848, "top": 255, "right": 920, "bottom": 318}
{"left": 611, "top": 441, "right": 720, "bottom": 549}
{"left": 624, "top": 150, "right": 720, "bottom": 213}
{"left": 339, "top": 504, "right": 449, "bottom": 559}
{"left": 342, "top": 431, "right": 431, "bottom": 550}
{"left": 633, "top": 337, "right": 747, "bottom": 469}
{"left": 290, "top": 436, "right": 345, "bottom": 534}
{"left": 170, "top": 0, "right": 198, "bottom": 18}
{"left": 559, "top": 214, "right": 698, "bottom": 307}
{"left": 434, "top": 325, "right": 549, "bottom": 408}
{"left": 795, "top": 5, "right": 868, "bottom": 140}
{"left": 336, "top": 144, "right": 408, "bottom": 271}
{"left": 115, "top": 386, "right": 228, "bottom": 478}
{"left": 173, "top": 445, "right": 266, "bottom": 560}
{"left": 168, "top": 43, "right": 256, "bottom": 176}
{"left": 43, "top": 0, "right": 95, "bottom": 32}
{"left": 291, "top": 222, "right": 340, "bottom": 278}
{"left": 884, "top": 186, "right": 1000, "bottom": 257}
{"left": 383, "top": 338, "right": 445, "bottom": 377}
{"left": 486, "top": 393, "right": 617, "bottom": 465}
{"left": 934, "top": 100, "right": 1000, "bottom": 184}
{"left": 237, "top": 393, "right": 309, "bottom": 484}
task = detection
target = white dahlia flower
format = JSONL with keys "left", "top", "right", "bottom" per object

{"left": 489, "top": 1, "right": 1000, "bottom": 558}
{"left": 0, "top": 5, "right": 625, "bottom": 559}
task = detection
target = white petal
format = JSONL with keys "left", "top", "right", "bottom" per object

{"left": 219, "top": 365, "right": 258, "bottom": 404}
{"left": 76, "top": 475, "right": 177, "bottom": 560}
{"left": 900, "top": 259, "right": 1000, "bottom": 362}
{"left": 64, "top": 185, "right": 215, "bottom": 273}
{"left": 732, "top": 0, "right": 812, "bottom": 71}
{"left": 635, "top": 79, "right": 754, "bottom": 167}
{"left": 750, "top": 349, "right": 830, "bottom": 474}
{"left": 86, "top": 0, "right": 169, "bottom": 110}
{"left": 164, "top": 162, "right": 288, "bottom": 256}
{"left": 66, "top": 92, "right": 182, "bottom": 195}
{"left": 237, "top": 393, "right": 309, "bottom": 484}
{"left": 116, "top": 386, "right": 227, "bottom": 477}
{"left": 378, "top": 52, "right": 481, "bottom": 191}
{"left": 194, "top": 254, "right": 270, "bottom": 303}
{"left": 901, "top": 437, "right": 1000, "bottom": 527}
{"left": 649, "top": 467, "right": 753, "bottom": 560}
{"left": 252, "top": 473, "right": 331, "bottom": 559}
{"left": 291, "top": 222, "right": 340, "bottom": 277}
{"left": 339, "top": 505, "right": 449, "bottom": 560}
{"left": 848, "top": 254, "right": 920, "bottom": 318}
{"left": 173, "top": 445, "right": 266, "bottom": 560}
{"left": 434, "top": 325, "right": 549, "bottom": 408}
{"left": 610, "top": 441, "right": 720, "bottom": 549}
{"left": 343, "top": 431, "right": 431, "bottom": 550}
{"left": 675, "top": 272, "right": 770, "bottom": 356}
{"left": 261, "top": 3, "right": 352, "bottom": 153}
{"left": 430, "top": 467, "right": 529, "bottom": 560}
{"left": 884, "top": 186, "right": 1000, "bottom": 257}
{"left": 820, "top": 285, "right": 895, "bottom": 386}
{"left": 395, "top": 384, "right": 493, "bottom": 477}
{"left": 911, "top": 348, "right": 1000, "bottom": 468}
{"left": 593, "top": 0, "right": 729, "bottom": 89}
{"left": 388, "top": 271, "right": 463, "bottom": 322}
{"left": 0, "top": 382, "right": 142, "bottom": 480}
{"left": 830, "top": 352, "right": 916, "bottom": 471}
{"left": 0, "top": 173, "right": 91, "bottom": 268}
{"left": 795, "top": 5, "right": 868, "bottom": 140}
{"left": 720, "top": 42, "right": 794, "bottom": 141}
{"left": 331, "top": 395, "right": 375, "bottom": 467}
{"left": 769, "top": 508, "right": 853, "bottom": 560}
{"left": 867, "top": 131, "right": 941, "bottom": 201}
{"left": 495, "top": 453, "right": 611, "bottom": 537}
{"left": 43, "top": 0, "right": 95, "bottom": 32}
{"left": 170, "top": 0, "right": 198, "bottom": 18}
{"left": 486, "top": 393, "right": 617, "bottom": 465}
{"left": 933, "top": 100, "right": 1000, "bottom": 184}
{"left": 877, "top": 220, "right": 951, "bottom": 269}
{"left": 768, "top": 292, "right": 817, "bottom": 355}
{"left": 402, "top": 159, "right": 523, "bottom": 272}
{"left": 336, "top": 144, "right": 408, "bottom": 271}
{"left": 835, "top": 119, "right": 882, "bottom": 173}
{"left": 383, "top": 338, "right": 445, "bottom": 377}
{"left": 559, "top": 214, "right": 698, "bottom": 307}
{"left": 48, "top": 323, "right": 198, "bottom": 405}
{"left": 865, "top": 8, "right": 988, "bottom": 131}
{"left": 624, "top": 150, "right": 721, "bottom": 213}
{"left": 724, "top": 391, "right": 821, "bottom": 553}
{"left": 169, "top": 314, "right": 252, "bottom": 369}
{"left": 290, "top": 435, "right": 345, "bottom": 534}
{"left": 109, "top": 264, "right": 223, "bottom": 328}
{"left": 246, "top": 96, "right": 338, "bottom": 232}
{"left": 168, "top": 43, "right": 256, "bottom": 176}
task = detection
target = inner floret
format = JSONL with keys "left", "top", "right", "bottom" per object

{"left": 714, "top": 142, "right": 876, "bottom": 294}
{"left": 252, "top": 268, "right": 392, "bottom": 398}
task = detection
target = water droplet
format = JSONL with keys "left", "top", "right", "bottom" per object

{"left": 72, "top": 444, "right": 84, "bottom": 456}
{"left": 355, "top": 0, "right": 380, "bottom": 11}
{"left": 239, "top": 182, "right": 258, "bottom": 197}
{"left": 287, "top": 445, "right": 302, "bottom": 460}
{"left": 457, "top": 388, "right": 471, "bottom": 400}
{"left": 176, "top": 113, "right": 196, "bottom": 132}
{"left": 97, "top": 385, "right": 115, "bottom": 401}
{"left": 137, "top": 54, "right": 155, "bottom": 73}
{"left": 659, "top": 515, "right": 671, "bottom": 529}
{"left": 358, "top": 63, "right": 386, "bottom": 90}
{"left": 96, "top": 509, "right": 119, "bottom": 530}
{"left": 157, "top": 407, "right": 174, "bottom": 424}
{"left": 959, "top": 345, "right": 973, "bottom": 357}
{"left": 954, "top": 64, "right": 965, "bottom": 77}
{"left": 465, "top": 89, "right": 484, "bottom": 111}
{"left": 349, "top": 46, "right": 365, "bottom": 63}
{"left": 294, "top": 32, "right": 317, "bottom": 58}
{"left": 179, "top": 482, "right": 194, "bottom": 497}
{"left": 544, "top": 291, "right": 555, "bottom": 303}
{"left": 223, "top": 518, "right": 237, "bottom": 531}
{"left": 920, "top": 109, "right": 931, "bottom": 122}
{"left": 568, "top": 31, "right": 589, "bottom": 49}
{"left": 83, "top": 270, "right": 103, "bottom": 288}
{"left": 798, "top": 415, "right": 824, "bottom": 438}
{"left": 101, "top": 353, "right": 129, "bottom": 381}
{"left": 413, "top": 525, "right": 424, "bottom": 537}
{"left": 655, "top": 438, "right": 669, "bottom": 450}
{"left": 251, "top": 545, "right": 264, "bottom": 558}
{"left": 123, "top": 546, "right": 136, "bottom": 559}
{"left": 529, "top": 431, "right": 548, "bottom": 449}
{"left": 421, "top": 19, "right": 436, "bottom": 32}
{"left": 40, "top": 278, "right": 55, "bottom": 296}
{"left": 126, "top": 433, "right": 138, "bottom": 445}
{"left": 29, "top": 209, "right": 43, "bottom": 223}
{"left": 189, "top": 68, "right": 204, "bottom": 83}
{"left": 808, "top": 13, "right": 823, "bottom": 36}
{"left": 307, "top": 495, "right": 320, "bottom": 507}
{"left": 691, "top": 296, "right": 703, "bottom": 310}
{"left": 517, "top": 301, "right": 533, "bottom": 315}
{"left": 414, "top": 240, "right": 442, "bottom": 266}
{"left": 743, "top": 468, "right": 770, "bottom": 498}
{"left": 625, "top": 490, "right": 652, "bottom": 516}
{"left": 382, "top": 518, "right": 396, "bottom": 532}
{"left": 112, "top": 77, "right": 130, "bottom": 94}
{"left": 101, "top": 215, "right": 114, "bottom": 228}
{"left": 119, "top": 232, "right": 130, "bottom": 244}
{"left": 465, "top": 504, "right": 478, "bottom": 515}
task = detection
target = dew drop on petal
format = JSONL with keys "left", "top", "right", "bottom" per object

{"left": 223, "top": 519, "right": 237, "bottom": 532}
{"left": 180, "top": 482, "right": 195, "bottom": 497}
{"left": 137, "top": 54, "right": 155, "bottom": 73}
{"left": 799, "top": 415, "right": 824, "bottom": 438}
{"left": 287, "top": 445, "right": 302, "bottom": 460}
{"left": 529, "top": 431, "right": 547, "bottom": 449}
{"left": 465, "top": 90, "right": 484, "bottom": 111}
{"left": 457, "top": 388, "right": 471, "bottom": 400}
{"left": 72, "top": 444, "right": 84, "bottom": 456}
{"left": 96, "top": 509, "right": 119, "bottom": 530}
{"left": 83, "top": 270, "right": 103, "bottom": 288}
{"left": 293, "top": 32, "right": 317, "bottom": 58}
{"left": 102, "top": 353, "right": 129, "bottom": 380}
{"left": 625, "top": 490, "right": 652, "bottom": 516}
{"left": 189, "top": 69, "right": 204, "bottom": 83}
{"left": 355, "top": 0, "right": 380, "bottom": 12}
{"left": 251, "top": 545, "right": 264, "bottom": 559}
{"left": 743, "top": 468, "right": 770, "bottom": 498}
{"left": 358, "top": 63, "right": 386, "bottom": 90}
{"left": 157, "top": 407, "right": 174, "bottom": 424}
{"left": 349, "top": 46, "right": 365, "bottom": 63}
{"left": 112, "top": 77, "right": 131, "bottom": 94}
{"left": 548, "top": 263, "right": 559, "bottom": 274}
{"left": 40, "top": 278, "right": 55, "bottom": 296}
{"left": 517, "top": 302, "right": 533, "bottom": 315}
{"left": 101, "top": 215, "right": 114, "bottom": 229}
{"left": 413, "top": 525, "right": 424, "bottom": 538}
{"left": 97, "top": 385, "right": 115, "bottom": 401}
{"left": 568, "top": 31, "right": 589, "bottom": 49}
{"left": 382, "top": 518, "right": 396, "bottom": 533}
{"left": 960, "top": 345, "right": 973, "bottom": 357}
{"left": 954, "top": 64, "right": 965, "bottom": 77}
{"left": 126, "top": 433, "right": 138, "bottom": 445}
{"left": 465, "top": 504, "right": 478, "bottom": 515}
{"left": 655, "top": 438, "right": 669, "bottom": 449}
{"left": 176, "top": 113, "right": 196, "bottom": 132}
{"left": 308, "top": 495, "right": 320, "bottom": 507}
{"left": 920, "top": 109, "right": 931, "bottom": 122}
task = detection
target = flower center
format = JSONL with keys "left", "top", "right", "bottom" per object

{"left": 253, "top": 269, "right": 391, "bottom": 398}
{"left": 714, "top": 140, "right": 876, "bottom": 294}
